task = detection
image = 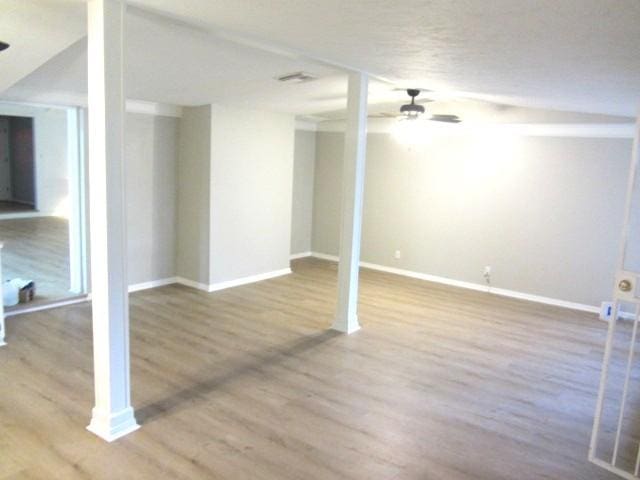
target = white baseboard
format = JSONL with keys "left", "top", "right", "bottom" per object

{"left": 207, "top": 268, "right": 292, "bottom": 292}
{"left": 175, "top": 277, "right": 210, "bottom": 291}
{"left": 5, "top": 269, "right": 292, "bottom": 319}
{"left": 309, "top": 252, "right": 599, "bottom": 314}
{"left": 128, "top": 277, "right": 178, "bottom": 293}
{"left": 0, "top": 211, "right": 52, "bottom": 220}
{"left": 310, "top": 252, "right": 339, "bottom": 262}
{"left": 175, "top": 268, "right": 292, "bottom": 293}
{"left": 4, "top": 295, "right": 89, "bottom": 317}
{"left": 290, "top": 251, "right": 312, "bottom": 260}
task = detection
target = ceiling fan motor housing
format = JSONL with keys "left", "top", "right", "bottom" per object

{"left": 400, "top": 103, "right": 425, "bottom": 116}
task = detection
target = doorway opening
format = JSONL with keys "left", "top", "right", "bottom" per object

{"left": 0, "top": 104, "right": 87, "bottom": 310}
{"left": 0, "top": 115, "right": 36, "bottom": 214}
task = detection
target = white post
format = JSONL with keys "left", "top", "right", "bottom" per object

{"left": 0, "top": 243, "right": 5, "bottom": 346}
{"left": 86, "top": 0, "right": 139, "bottom": 441}
{"left": 332, "top": 72, "right": 368, "bottom": 334}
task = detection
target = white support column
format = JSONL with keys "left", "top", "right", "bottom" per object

{"left": 86, "top": 0, "right": 139, "bottom": 441}
{"left": 332, "top": 72, "right": 368, "bottom": 334}
{"left": 0, "top": 243, "right": 5, "bottom": 347}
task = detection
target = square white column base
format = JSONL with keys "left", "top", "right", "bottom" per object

{"left": 87, "top": 406, "right": 139, "bottom": 442}
{"left": 331, "top": 315, "right": 361, "bottom": 334}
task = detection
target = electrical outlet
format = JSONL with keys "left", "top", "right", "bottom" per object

{"left": 394, "top": 250, "right": 401, "bottom": 259}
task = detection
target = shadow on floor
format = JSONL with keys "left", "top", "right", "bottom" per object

{"left": 136, "top": 329, "right": 342, "bottom": 424}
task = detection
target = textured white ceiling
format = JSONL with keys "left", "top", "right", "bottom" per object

{"left": 1, "top": 7, "right": 399, "bottom": 115}
{"left": 2, "top": 1, "right": 640, "bottom": 118}
{"left": 0, "top": 0, "right": 85, "bottom": 94}
{"left": 126, "top": 0, "right": 640, "bottom": 116}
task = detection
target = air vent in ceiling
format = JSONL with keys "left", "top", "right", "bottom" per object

{"left": 276, "top": 71, "right": 316, "bottom": 83}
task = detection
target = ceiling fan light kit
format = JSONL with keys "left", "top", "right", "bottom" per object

{"left": 398, "top": 88, "right": 461, "bottom": 123}
{"left": 399, "top": 89, "right": 425, "bottom": 119}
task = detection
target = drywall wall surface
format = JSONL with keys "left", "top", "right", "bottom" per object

{"left": 312, "top": 131, "right": 631, "bottom": 307}
{"left": 176, "top": 105, "right": 212, "bottom": 284}
{"left": 209, "top": 105, "right": 294, "bottom": 283}
{"left": 312, "top": 132, "right": 343, "bottom": 256}
{"left": 125, "top": 113, "right": 179, "bottom": 285}
{"left": 291, "top": 129, "right": 316, "bottom": 255}
{"left": 33, "top": 108, "right": 67, "bottom": 215}
{"left": 83, "top": 109, "right": 180, "bottom": 291}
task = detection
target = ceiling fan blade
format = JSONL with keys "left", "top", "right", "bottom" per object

{"left": 429, "top": 114, "right": 461, "bottom": 123}
{"left": 392, "top": 87, "right": 433, "bottom": 94}
{"left": 368, "top": 112, "right": 397, "bottom": 119}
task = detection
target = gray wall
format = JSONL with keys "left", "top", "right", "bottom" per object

{"left": 125, "top": 113, "right": 179, "bottom": 285}
{"left": 83, "top": 110, "right": 181, "bottom": 290}
{"left": 291, "top": 130, "right": 316, "bottom": 254}
{"left": 209, "top": 105, "right": 294, "bottom": 283}
{"left": 312, "top": 131, "right": 632, "bottom": 307}
{"left": 176, "top": 105, "right": 212, "bottom": 285}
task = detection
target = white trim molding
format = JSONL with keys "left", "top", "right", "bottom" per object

{"left": 310, "top": 252, "right": 599, "bottom": 314}
{"left": 207, "top": 268, "right": 292, "bottom": 292}
{"left": 138, "top": 268, "right": 294, "bottom": 293}
{"left": 128, "top": 277, "right": 178, "bottom": 293}
{"left": 0, "top": 211, "right": 61, "bottom": 221}
{"left": 175, "top": 268, "right": 292, "bottom": 293}
{"left": 4, "top": 268, "right": 292, "bottom": 320}
{"left": 174, "top": 277, "right": 210, "bottom": 292}
{"left": 4, "top": 295, "right": 89, "bottom": 318}
{"left": 290, "top": 251, "right": 312, "bottom": 260}
{"left": 86, "top": 406, "right": 140, "bottom": 442}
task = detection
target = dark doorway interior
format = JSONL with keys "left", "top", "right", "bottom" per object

{"left": 0, "top": 115, "right": 35, "bottom": 213}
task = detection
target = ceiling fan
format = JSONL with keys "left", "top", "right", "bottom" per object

{"left": 369, "top": 89, "right": 461, "bottom": 123}
{"left": 0, "top": 41, "right": 9, "bottom": 52}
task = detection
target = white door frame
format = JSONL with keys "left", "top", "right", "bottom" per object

{"left": 67, "top": 107, "right": 88, "bottom": 294}
{"left": 590, "top": 112, "right": 640, "bottom": 479}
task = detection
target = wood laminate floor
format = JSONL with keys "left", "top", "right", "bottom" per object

{"left": 0, "top": 258, "right": 622, "bottom": 479}
{"left": 0, "top": 216, "right": 72, "bottom": 305}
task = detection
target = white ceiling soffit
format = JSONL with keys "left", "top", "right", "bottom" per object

{"left": 0, "top": 0, "right": 85, "bottom": 95}
{"left": 4, "top": 7, "right": 397, "bottom": 115}
{"left": 126, "top": 0, "right": 640, "bottom": 117}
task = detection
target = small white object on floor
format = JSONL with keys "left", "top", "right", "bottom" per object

{"left": 3, "top": 280, "right": 19, "bottom": 307}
